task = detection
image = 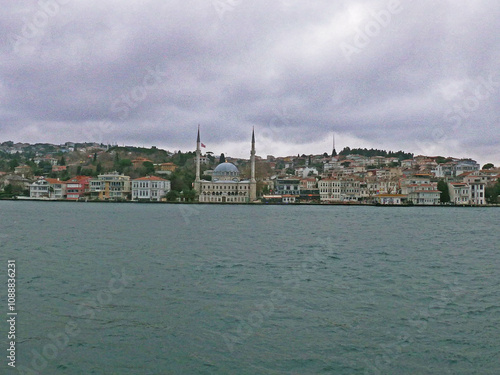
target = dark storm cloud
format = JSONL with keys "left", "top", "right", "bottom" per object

{"left": 0, "top": 0, "right": 498, "bottom": 163}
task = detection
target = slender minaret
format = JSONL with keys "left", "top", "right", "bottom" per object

{"left": 194, "top": 125, "right": 201, "bottom": 194}
{"left": 249, "top": 128, "right": 257, "bottom": 201}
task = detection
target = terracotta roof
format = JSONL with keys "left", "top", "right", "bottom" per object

{"left": 457, "top": 171, "right": 474, "bottom": 178}
{"left": 45, "top": 178, "right": 65, "bottom": 184}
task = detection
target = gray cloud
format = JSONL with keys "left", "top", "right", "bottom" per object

{"left": 0, "top": 0, "right": 499, "bottom": 164}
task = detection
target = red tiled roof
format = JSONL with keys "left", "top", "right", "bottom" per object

{"left": 132, "top": 157, "right": 153, "bottom": 163}
{"left": 45, "top": 178, "right": 65, "bottom": 184}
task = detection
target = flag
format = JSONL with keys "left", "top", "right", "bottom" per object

{"left": 201, "top": 143, "right": 206, "bottom": 148}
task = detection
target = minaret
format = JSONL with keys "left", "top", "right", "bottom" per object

{"left": 249, "top": 128, "right": 257, "bottom": 202}
{"left": 194, "top": 125, "right": 201, "bottom": 194}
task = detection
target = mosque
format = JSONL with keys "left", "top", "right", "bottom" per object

{"left": 194, "top": 127, "right": 257, "bottom": 203}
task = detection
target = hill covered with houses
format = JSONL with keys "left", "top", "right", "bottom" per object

{"left": 0, "top": 141, "right": 499, "bottom": 205}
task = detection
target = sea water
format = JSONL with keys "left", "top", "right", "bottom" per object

{"left": 0, "top": 201, "right": 499, "bottom": 374}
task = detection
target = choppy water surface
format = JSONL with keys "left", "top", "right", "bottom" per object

{"left": 1, "top": 201, "right": 499, "bottom": 374}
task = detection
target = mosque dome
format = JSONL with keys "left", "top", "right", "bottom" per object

{"left": 213, "top": 162, "right": 239, "bottom": 176}
{"left": 212, "top": 162, "right": 240, "bottom": 181}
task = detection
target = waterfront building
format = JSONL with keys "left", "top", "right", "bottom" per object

{"left": 1, "top": 174, "right": 31, "bottom": 193}
{"left": 448, "top": 182, "right": 471, "bottom": 205}
{"left": 407, "top": 190, "right": 441, "bottom": 205}
{"left": 89, "top": 172, "right": 130, "bottom": 200}
{"left": 66, "top": 176, "right": 91, "bottom": 200}
{"left": 468, "top": 180, "right": 486, "bottom": 205}
{"left": 318, "top": 178, "right": 341, "bottom": 202}
{"left": 400, "top": 176, "right": 437, "bottom": 195}
{"left": 275, "top": 178, "right": 301, "bottom": 196}
{"left": 131, "top": 176, "right": 170, "bottom": 201}
{"left": 29, "top": 177, "right": 66, "bottom": 199}
{"left": 374, "top": 194, "right": 406, "bottom": 205}
{"left": 194, "top": 127, "right": 256, "bottom": 203}
{"left": 359, "top": 178, "right": 379, "bottom": 200}
{"left": 341, "top": 177, "right": 361, "bottom": 201}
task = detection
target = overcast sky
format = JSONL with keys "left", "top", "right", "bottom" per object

{"left": 1, "top": 0, "right": 499, "bottom": 164}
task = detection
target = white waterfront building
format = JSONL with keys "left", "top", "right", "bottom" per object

{"left": 131, "top": 176, "right": 171, "bottom": 201}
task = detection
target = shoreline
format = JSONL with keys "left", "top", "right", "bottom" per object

{"left": 1, "top": 197, "right": 499, "bottom": 207}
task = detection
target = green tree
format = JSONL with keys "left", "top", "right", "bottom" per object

{"left": 166, "top": 190, "right": 180, "bottom": 202}
{"left": 485, "top": 181, "right": 500, "bottom": 204}
{"left": 113, "top": 152, "right": 120, "bottom": 167}
{"left": 119, "top": 159, "right": 132, "bottom": 168}
{"left": 143, "top": 161, "right": 155, "bottom": 175}
{"left": 60, "top": 170, "right": 71, "bottom": 181}
{"left": 80, "top": 168, "right": 95, "bottom": 177}
{"left": 38, "top": 160, "right": 52, "bottom": 174}
{"left": 219, "top": 153, "right": 226, "bottom": 163}
{"left": 437, "top": 180, "right": 450, "bottom": 203}
{"left": 482, "top": 163, "right": 495, "bottom": 170}
{"left": 3, "top": 184, "right": 13, "bottom": 195}
{"left": 182, "top": 189, "right": 197, "bottom": 202}
{"left": 58, "top": 156, "right": 66, "bottom": 166}
{"left": 117, "top": 159, "right": 132, "bottom": 173}
{"left": 8, "top": 159, "right": 19, "bottom": 171}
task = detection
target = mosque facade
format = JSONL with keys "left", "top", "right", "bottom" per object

{"left": 194, "top": 127, "right": 257, "bottom": 203}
